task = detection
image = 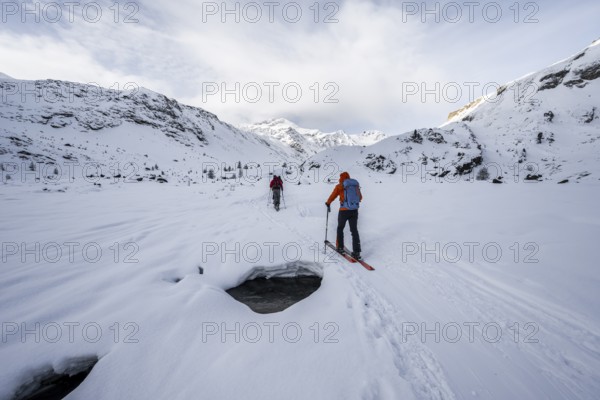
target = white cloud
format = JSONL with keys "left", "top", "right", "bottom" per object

{"left": 1, "top": 0, "right": 599, "bottom": 133}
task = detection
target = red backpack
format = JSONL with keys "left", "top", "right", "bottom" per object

{"left": 271, "top": 176, "right": 283, "bottom": 189}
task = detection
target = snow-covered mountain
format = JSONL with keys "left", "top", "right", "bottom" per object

{"left": 2, "top": 39, "right": 598, "bottom": 188}
{"left": 240, "top": 118, "right": 387, "bottom": 156}
{"left": 442, "top": 38, "right": 600, "bottom": 183}
{"left": 302, "top": 40, "right": 600, "bottom": 183}
{"left": 0, "top": 78, "right": 298, "bottom": 186}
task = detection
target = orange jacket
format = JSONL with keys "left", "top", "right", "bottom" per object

{"left": 326, "top": 172, "right": 362, "bottom": 210}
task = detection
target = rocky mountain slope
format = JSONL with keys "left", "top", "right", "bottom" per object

{"left": 302, "top": 39, "right": 600, "bottom": 184}
{"left": 2, "top": 39, "right": 598, "bottom": 188}
{"left": 0, "top": 79, "right": 297, "bottom": 187}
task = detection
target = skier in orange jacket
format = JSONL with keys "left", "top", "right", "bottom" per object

{"left": 325, "top": 172, "right": 362, "bottom": 259}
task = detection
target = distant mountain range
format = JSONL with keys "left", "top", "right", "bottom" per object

{"left": 1, "top": 40, "right": 598, "bottom": 186}
{"left": 239, "top": 118, "right": 387, "bottom": 156}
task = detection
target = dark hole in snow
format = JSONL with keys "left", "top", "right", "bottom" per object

{"left": 226, "top": 262, "right": 322, "bottom": 314}
{"left": 12, "top": 355, "right": 98, "bottom": 400}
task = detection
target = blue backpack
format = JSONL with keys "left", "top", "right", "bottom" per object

{"left": 342, "top": 179, "right": 361, "bottom": 210}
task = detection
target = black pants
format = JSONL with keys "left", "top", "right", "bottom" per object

{"left": 272, "top": 188, "right": 281, "bottom": 206}
{"left": 337, "top": 210, "right": 361, "bottom": 253}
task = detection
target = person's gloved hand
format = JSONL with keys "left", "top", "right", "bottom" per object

{"left": 325, "top": 203, "right": 331, "bottom": 212}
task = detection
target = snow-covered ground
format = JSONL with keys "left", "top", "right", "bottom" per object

{"left": 1, "top": 172, "right": 599, "bottom": 399}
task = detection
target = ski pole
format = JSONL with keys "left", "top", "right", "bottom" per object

{"left": 324, "top": 207, "right": 330, "bottom": 254}
{"left": 267, "top": 189, "right": 271, "bottom": 206}
{"left": 282, "top": 191, "right": 286, "bottom": 209}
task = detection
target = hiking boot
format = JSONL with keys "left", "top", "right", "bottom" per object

{"left": 351, "top": 252, "right": 361, "bottom": 260}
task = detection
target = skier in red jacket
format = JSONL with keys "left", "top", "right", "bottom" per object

{"left": 270, "top": 175, "right": 283, "bottom": 211}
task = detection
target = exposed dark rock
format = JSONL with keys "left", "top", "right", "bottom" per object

{"left": 408, "top": 130, "right": 423, "bottom": 144}
{"left": 62, "top": 154, "right": 77, "bottom": 161}
{"left": 364, "top": 154, "right": 397, "bottom": 174}
{"left": 578, "top": 62, "right": 600, "bottom": 81}
{"left": 518, "top": 148, "right": 527, "bottom": 164}
{"left": 583, "top": 108, "right": 596, "bottom": 124}
{"left": 17, "top": 150, "right": 33, "bottom": 158}
{"left": 539, "top": 70, "right": 569, "bottom": 90}
{"left": 537, "top": 132, "right": 544, "bottom": 144}
{"left": 577, "top": 172, "right": 591, "bottom": 179}
{"left": 424, "top": 129, "right": 446, "bottom": 144}
{"left": 8, "top": 136, "right": 33, "bottom": 147}
{"left": 455, "top": 156, "right": 483, "bottom": 176}
{"left": 564, "top": 79, "right": 587, "bottom": 88}
{"left": 525, "top": 174, "right": 543, "bottom": 181}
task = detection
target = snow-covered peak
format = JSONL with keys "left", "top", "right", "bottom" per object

{"left": 239, "top": 119, "right": 387, "bottom": 156}
{"left": 255, "top": 118, "right": 301, "bottom": 130}
{"left": 354, "top": 130, "right": 388, "bottom": 146}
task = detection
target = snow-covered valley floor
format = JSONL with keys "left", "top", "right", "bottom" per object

{"left": 1, "top": 177, "right": 599, "bottom": 400}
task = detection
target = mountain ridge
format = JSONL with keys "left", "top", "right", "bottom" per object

{"left": 1, "top": 40, "right": 599, "bottom": 186}
{"left": 301, "top": 40, "right": 600, "bottom": 183}
{"left": 239, "top": 118, "right": 388, "bottom": 156}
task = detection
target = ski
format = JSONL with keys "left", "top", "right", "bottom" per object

{"left": 341, "top": 245, "right": 375, "bottom": 271}
{"left": 324, "top": 241, "right": 375, "bottom": 271}
{"left": 324, "top": 240, "right": 356, "bottom": 263}
{"left": 352, "top": 257, "right": 375, "bottom": 271}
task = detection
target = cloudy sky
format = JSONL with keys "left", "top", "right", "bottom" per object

{"left": 1, "top": 0, "right": 599, "bottom": 133}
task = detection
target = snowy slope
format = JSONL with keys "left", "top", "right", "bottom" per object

{"left": 1, "top": 176, "right": 598, "bottom": 400}
{"left": 442, "top": 38, "right": 600, "bottom": 183}
{"left": 0, "top": 78, "right": 297, "bottom": 187}
{"left": 240, "top": 118, "right": 387, "bottom": 156}
{"left": 301, "top": 40, "right": 600, "bottom": 183}
{"left": 301, "top": 125, "right": 484, "bottom": 181}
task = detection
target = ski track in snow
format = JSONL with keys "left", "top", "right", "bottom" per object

{"left": 252, "top": 184, "right": 600, "bottom": 399}
{"left": 341, "top": 266, "right": 457, "bottom": 400}
{"left": 442, "top": 264, "right": 600, "bottom": 398}
{"left": 251, "top": 196, "right": 456, "bottom": 400}
{"left": 373, "top": 234, "right": 600, "bottom": 400}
